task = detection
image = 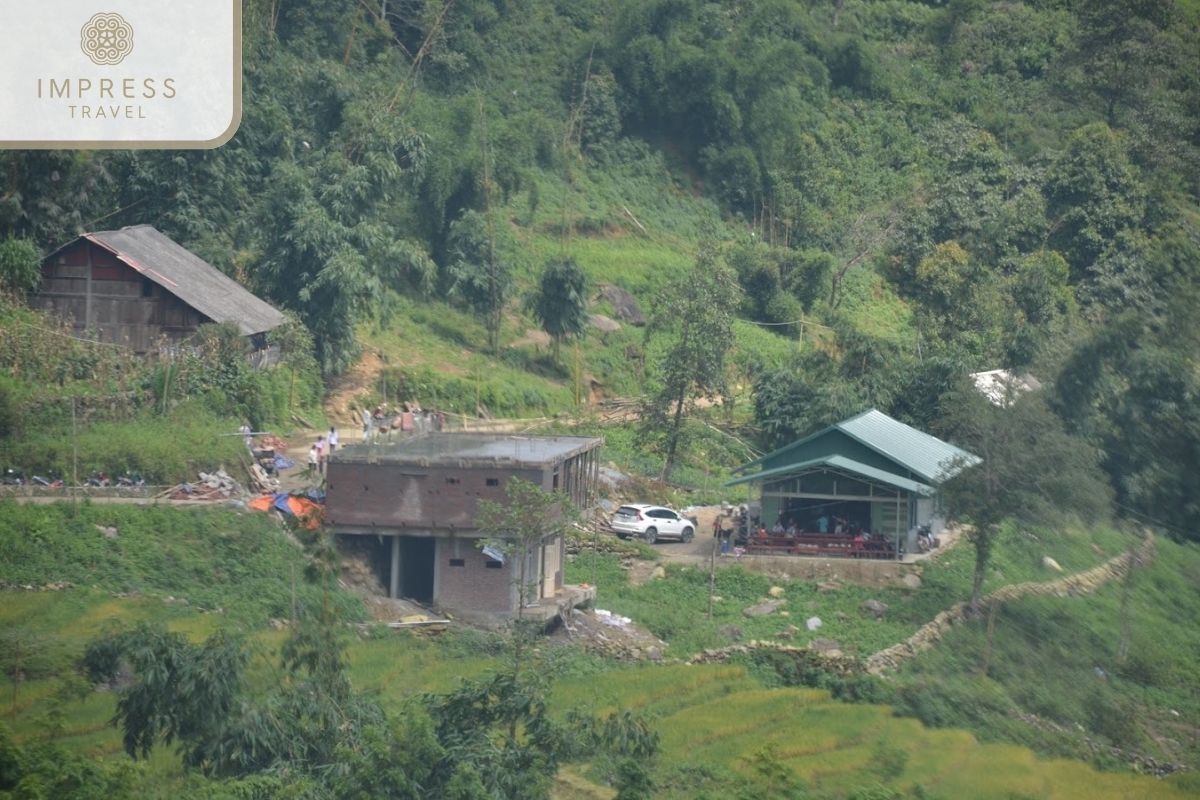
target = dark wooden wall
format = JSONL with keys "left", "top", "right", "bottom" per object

{"left": 34, "top": 240, "right": 205, "bottom": 353}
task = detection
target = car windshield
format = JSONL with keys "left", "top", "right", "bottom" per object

{"left": 615, "top": 506, "right": 641, "bottom": 516}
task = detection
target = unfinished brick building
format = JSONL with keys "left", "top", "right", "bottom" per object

{"left": 325, "top": 433, "right": 602, "bottom": 622}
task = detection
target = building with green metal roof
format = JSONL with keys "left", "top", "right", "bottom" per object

{"left": 727, "top": 409, "right": 979, "bottom": 557}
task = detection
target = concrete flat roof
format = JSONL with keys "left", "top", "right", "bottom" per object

{"left": 329, "top": 433, "right": 602, "bottom": 468}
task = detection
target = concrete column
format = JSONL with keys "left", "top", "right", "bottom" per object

{"left": 390, "top": 534, "right": 401, "bottom": 599}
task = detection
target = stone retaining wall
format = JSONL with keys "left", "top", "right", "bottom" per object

{"left": 863, "top": 534, "right": 1156, "bottom": 675}
{"left": 732, "top": 553, "right": 923, "bottom": 588}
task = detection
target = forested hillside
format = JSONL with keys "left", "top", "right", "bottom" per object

{"left": 2, "top": 0, "right": 1197, "bottom": 534}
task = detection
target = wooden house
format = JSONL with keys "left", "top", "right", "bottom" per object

{"left": 34, "top": 225, "right": 285, "bottom": 356}
{"left": 326, "top": 433, "right": 603, "bottom": 623}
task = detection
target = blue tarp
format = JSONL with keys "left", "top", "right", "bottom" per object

{"left": 272, "top": 492, "right": 293, "bottom": 515}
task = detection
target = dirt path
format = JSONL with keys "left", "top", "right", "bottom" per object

{"left": 324, "top": 350, "right": 385, "bottom": 427}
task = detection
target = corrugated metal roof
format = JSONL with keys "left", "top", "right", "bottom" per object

{"left": 82, "top": 225, "right": 285, "bottom": 336}
{"left": 724, "top": 453, "right": 935, "bottom": 496}
{"left": 836, "top": 409, "right": 978, "bottom": 483}
{"left": 735, "top": 408, "right": 979, "bottom": 484}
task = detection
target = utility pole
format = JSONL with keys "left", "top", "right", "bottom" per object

{"left": 708, "top": 535, "right": 717, "bottom": 620}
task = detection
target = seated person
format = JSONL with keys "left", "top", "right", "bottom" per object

{"left": 771, "top": 519, "right": 785, "bottom": 535}
{"left": 785, "top": 520, "right": 797, "bottom": 536}
{"left": 754, "top": 525, "right": 769, "bottom": 543}
{"left": 816, "top": 514, "right": 830, "bottom": 534}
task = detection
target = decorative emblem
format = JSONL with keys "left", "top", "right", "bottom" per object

{"left": 80, "top": 12, "right": 134, "bottom": 66}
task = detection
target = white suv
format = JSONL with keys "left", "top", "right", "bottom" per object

{"left": 611, "top": 504, "right": 695, "bottom": 544}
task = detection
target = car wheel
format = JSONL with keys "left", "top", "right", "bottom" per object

{"left": 681, "top": 526, "right": 694, "bottom": 543}
{"left": 616, "top": 532, "right": 627, "bottom": 540}
{"left": 643, "top": 527, "right": 658, "bottom": 544}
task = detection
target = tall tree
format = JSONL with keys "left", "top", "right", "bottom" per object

{"left": 528, "top": 257, "right": 588, "bottom": 362}
{"left": 939, "top": 387, "right": 1112, "bottom": 612}
{"left": 645, "top": 246, "right": 741, "bottom": 479}
{"left": 447, "top": 209, "right": 513, "bottom": 355}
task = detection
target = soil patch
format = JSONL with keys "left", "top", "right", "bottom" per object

{"left": 324, "top": 349, "right": 385, "bottom": 427}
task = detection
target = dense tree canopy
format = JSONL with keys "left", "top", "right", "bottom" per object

{"left": 0, "top": 0, "right": 1196, "bottom": 535}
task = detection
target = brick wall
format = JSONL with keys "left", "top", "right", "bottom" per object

{"left": 327, "top": 464, "right": 545, "bottom": 531}
{"left": 435, "top": 536, "right": 515, "bottom": 614}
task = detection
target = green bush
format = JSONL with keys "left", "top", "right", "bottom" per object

{"left": 0, "top": 238, "right": 40, "bottom": 295}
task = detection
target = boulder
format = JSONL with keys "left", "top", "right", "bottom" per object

{"left": 809, "top": 638, "right": 843, "bottom": 655}
{"left": 1042, "top": 556, "right": 1064, "bottom": 573}
{"left": 768, "top": 585, "right": 786, "bottom": 598}
{"left": 589, "top": 313, "right": 621, "bottom": 333}
{"left": 777, "top": 624, "right": 801, "bottom": 640}
{"left": 743, "top": 599, "right": 785, "bottom": 618}
{"left": 901, "top": 573, "right": 923, "bottom": 590}
{"left": 805, "top": 616, "right": 823, "bottom": 631}
{"left": 817, "top": 580, "right": 841, "bottom": 592}
{"left": 650, "top": 565, "right": 666, "bottom": 580}
{"left": 599, "top": 285, "right": 646, "bottom": 326}
{"left": 598, "top": 465, "right": 630, "bottom": 489}
{"left": 95, "top": 525, "right": 118, "bottom": 540}
{"left": 860, "top": 599, "right": 889, "bottom": 619}
{"left": 718, "top": 624, "right": 744, "bottom": 642}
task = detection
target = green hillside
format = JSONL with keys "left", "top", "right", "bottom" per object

{"left": 1, "top": 0, "right": 1198, "bottom": 797}
{"left": 3, "top": 505, "right": 1197, "bottom": 798}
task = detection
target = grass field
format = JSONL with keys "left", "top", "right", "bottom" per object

{"left": 552, "top": 663, "right": 1197, "bottom": 799}
{"left": 889, "top": 535, "right": 1200, "bottom": 772}
{"left": 1, "top": 504, "right": 1192, "bottom": 798}
{"left": 567, "top": 521, "right": 1132, "bottom": 658}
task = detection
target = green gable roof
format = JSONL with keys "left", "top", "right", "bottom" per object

{"left": 724, "top": 454, "right": 936, "bottom": 496}
{"left": 736, "top": 408, "right": 979, "bottom": 485}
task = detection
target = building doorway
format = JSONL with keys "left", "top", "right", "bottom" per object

{"left": 398, "top": 537, "right": 435, "bottom": 604}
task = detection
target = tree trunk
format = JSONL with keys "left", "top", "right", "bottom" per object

{"left": 661, "top": 389, "right": 687, "bottom": 480}
{"left": 969, "top": 539, "right": 989, "bottom": 614}
{"left": 514, "top": 546, "right": 526, "bottom": 679}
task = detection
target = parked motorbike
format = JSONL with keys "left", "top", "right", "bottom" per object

{"left": 116, "top": 471, "right": 145, "bottom": 488}
{"left": 916, "top": 523, "right": 938, "bottom": 553}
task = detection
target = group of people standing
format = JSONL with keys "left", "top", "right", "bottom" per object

{"left": 768, "top": 512, "right": 856, "bottom": 538}
{"left": 360, "top": 403, "right": 445, "bottom": 443}
{"left": 299, "top": 401, "right": 448, "bottom": 482}
{"left": 306, "top": 426, "right": 339, "bottom": 479}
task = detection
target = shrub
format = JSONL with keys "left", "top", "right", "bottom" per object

{"left": 0, "top": 238, "right": 40, "bottom": 295}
